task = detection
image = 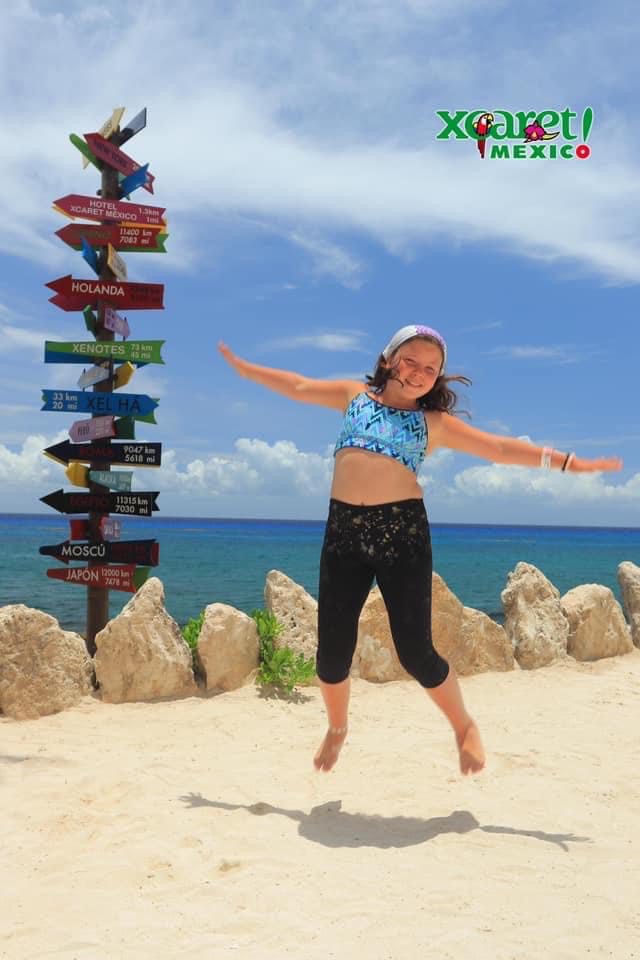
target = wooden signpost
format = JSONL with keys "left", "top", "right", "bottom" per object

{"left": 41, "top": 107, "right": 167, "bottom": 653}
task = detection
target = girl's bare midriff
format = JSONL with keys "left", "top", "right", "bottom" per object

{"left": 330, "top": 448, "right": 424, "bottom": 505}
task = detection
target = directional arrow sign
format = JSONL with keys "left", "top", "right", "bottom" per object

{"left": 69, "top": 517, "right": 122, "bottom": 541}
{"left": 56, "top": 223, "right": 167, "bottom": 253}
{"left": 113, "top": 362, "right": 135, "bottom": 389}
{"left": 82, "top": 107, "right": 125, "bottom": 167}
{"left": 83, "top": 306, "right": 98, "bottom": 335}
{"left": 40, "top": 539, "right": 158, "bottom": 566}
{"left": 46, "top": 564, "right": 150, "bottom": 593}
{"left": 103, "top": 307, "right": 130, "bottom": 338}
{"left": 84, "top": 133, "right": 155, "bottom": 193}
{"left": 107, "top": 244, "right": 127, "bottom": 281}
{"left": 89, "top": 470, "right": 133, "bottom": 492}
{"left": 53, "top": 194, "right": 166, "bottom": 227}
{"left": 45, "top": 340, "right": 163, "bottom": 365}
{"left": 40, "top": 489, "right": 159, "bottom": 516}
{"left": 118, "top": 107, "right": 146, "bottom": 145}
{"left": 44, "top": 440, "right": 162, "bottom": 468}
{"left": 68, "top": 416, "right": 115, "bottom": 442}
{"left": 70, "top": 133, "right": 102, "bottom": 171}
{"left": 77, "top": 365, "right": 110, "bottom": 389}
{"left": 81, "top": 237, "right": 100, "bottom": 275}
{"left": 42, "top": 389, "right": 158, "bottom": 420}
{"left": 119, "top": 164, "right": 149, "bottom": 199}
{"left": 46, "top": 275, "right": 164, "bottom": 310}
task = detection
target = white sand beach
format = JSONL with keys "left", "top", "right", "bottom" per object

{"left": 2, "top": 652, "right": 640, "bottom": 960}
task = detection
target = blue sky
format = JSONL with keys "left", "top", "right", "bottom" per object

{"left": 0, "top": 0, "right": 638, "bottom": 524}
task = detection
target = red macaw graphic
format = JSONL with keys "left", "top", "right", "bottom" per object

{"left": 473, "top": 113, "right": 494, "bottom": 159}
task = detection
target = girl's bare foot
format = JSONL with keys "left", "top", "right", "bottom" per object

{"left": 313, "top": 727, "right": 347, "bottom": 772}
{"left": 456, "top": 720, "right": 485, "bottom": 775}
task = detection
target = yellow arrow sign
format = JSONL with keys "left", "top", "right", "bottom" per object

{"left": 113, "top": 362, "right": 135, "bottom": 389}
{"left": 65, "top": 462, "right": 90, "bottom": 487}
{"left": 107, "top": 244, "right": 128, "bottom": 281}
{"left": 83, "top": 107, "right": 125, "bottom": 168}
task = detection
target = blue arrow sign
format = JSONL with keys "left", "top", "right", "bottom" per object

{"left": 41, "top": 389, "right": 158, "bottom": 420}
{"left": 119, "top": 163, "right": 149, "bottom": 199}
{"left": 81, "top": 237, "right": 100, "bottom": 274}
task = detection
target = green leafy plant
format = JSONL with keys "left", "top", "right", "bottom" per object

{"left": 251, "top": 608, "right": 316, "bottom": 692}
{"left": 181, "top": 610, "right": 205, "bottom": 652}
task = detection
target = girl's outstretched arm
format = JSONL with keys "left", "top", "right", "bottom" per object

{"left": 427, "top": 411, "right": 623, "bottom": 472}
{"left": 218, "top": 341, "right": 361, "bottom": 411}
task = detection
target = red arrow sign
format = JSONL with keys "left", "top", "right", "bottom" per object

{"left": 46, "top": 564, "right": 149, "bottom": 593}
{"left": 53, "top": 194, "right": 166, "bottom": 227}
{"left": 46, "top": 275, "right": 164, "bottom": 310}
{"left": 69, "top": 517, "right": 122, "bottom": 541}
{"left": 55, "top": 223, "right": 167, "bottom": 252}
{"left": 84, "top": 133, "right": 155, "bottom": 193}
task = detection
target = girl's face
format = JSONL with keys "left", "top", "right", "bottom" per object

{"left": 386, "top": 339, "right": 443, "bottom": 396}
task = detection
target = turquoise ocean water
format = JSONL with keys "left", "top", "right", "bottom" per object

{"left": 1, "top": 513, "right": 639, "bottom": 636}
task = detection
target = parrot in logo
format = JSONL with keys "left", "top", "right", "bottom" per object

{"left": 473, "top": 113, "right": 494, "bottom": 159}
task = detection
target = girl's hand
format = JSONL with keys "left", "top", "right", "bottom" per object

{"left": 568, "top": 455, "right": 623, "bottom": 473}
{"left": 218, "top": 341, "right": 244, "bottom": 374}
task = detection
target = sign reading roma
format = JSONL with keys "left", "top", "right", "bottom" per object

{"left": 46, "top": 275, "right": 164, "bottom": 310}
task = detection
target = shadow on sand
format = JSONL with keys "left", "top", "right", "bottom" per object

{"left": 178, "top": 793, "right": 591, "bottom": 852}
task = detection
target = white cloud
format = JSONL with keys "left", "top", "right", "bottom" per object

{"left": 261, "top": 330, "right": 368, "bottom": 352}
{"left": 287, "top": 231, "right": 366, "bottom": 288}
{"left": 453, "top": 463, "right": 640, "bottom": 503}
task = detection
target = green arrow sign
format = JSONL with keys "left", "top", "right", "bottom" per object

{"left": 44, "top": 340, "right": 165, "bottom": 365}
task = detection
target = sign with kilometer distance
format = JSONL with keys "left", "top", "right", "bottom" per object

{"left": 46, "top": 564, "right": 150, "bottom": 593}
{"left": 41, "top": 389, "right": 158, "bottom": 420}
{"left": 44, "top": 340, "right": 165, "bottom": 365}
{"left": 43, "top": 440, "right": 162, "bottom": 468}
{"left": 40, "top": 489, "right": 159, "bottom": 517}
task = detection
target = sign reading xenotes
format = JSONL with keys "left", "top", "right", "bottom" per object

{"left": 435, "top": 106, "right": 594, "bottom": 160}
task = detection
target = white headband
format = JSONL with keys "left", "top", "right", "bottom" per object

{"left": 382, "top": 324, "right": 447, "bottom": 369}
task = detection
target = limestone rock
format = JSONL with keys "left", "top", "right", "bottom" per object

{"left": 561, "top": 584, "right": 633, "bottom": 661}
{"left": 196, "top": 603, "right": 259, "bottom": 692}
{"left": 501, "top": 562, "right": 569, "bottom": 669}
{"left": 94, "top": 578, "right": 196, "bottom": 703}
{"left": 353, "top": 586, "right": 411, "bottom": 682}
{"left": 618, "top": 561, "right": 640, "bottom": 647}
{"left": 0, "top": 604, "right": 93, "bottom": 720}
{"left": 353, "top": 574, "right": 513, "bottom": 682}
{"left": 432, "top": 574, "right": 514, "bottom": 676}
{"left": 264, "top": 570, "right": 318, "bottom": 660}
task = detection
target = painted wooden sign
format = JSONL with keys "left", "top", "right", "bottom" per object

{"left": 53, "top": 194, "right": 166, "bottom": 227}
{"left": 46, "top": 564, "right": 150, "bottom": 593}
{"left": 118, "top": 107, "right": 146, "bottom": 145}
{"left": 64, "top": 464, "right": 133, "bottom": 490}
{"left": 40, "top": 538, "right": 158, "bottom": 566}
{"left": 83, "top": 306, "right": 98, "bottom": 335}
{"left": 56, "top": 223, "right": 168, "bottom": 253}
{"left": 107, "top": 244, "right": 127, "bottom": 281}
{"left": 44, "top": 340, "right": 164, "bottom": 365}
{"left": 119, "top": 164, "right": 149, "bottom": 199}
{"left": 44, "top": 440, "right": 162, "bottom": 468}
{"left": 77, "top": 364, "right": 110, "bottom": 389}
{"left": 81, "top": 107, "right": 125, "bottom": 168}
{"left": 89, "top": 470, "right": 133, "bottom": 491}
{"left": 46, "top": 275, "right": 164, "bottom": 310}
{"left": 84, "top": 133, "right": 155, "bottom": 194}
{"left": 81, "top": 237, "right": 100, "bottom": 275}
{"left": 42, "top": 389, "right": 158, "bottom": 420}
{"left": 69, "top": 517, "right": 122, "bottom": 541}
{"left": 113, "top": 362, "right": 135, "bottom": 389}
{"left": 68, "top": 415, "right": 115, "bottom": 442}
{"left": 70, "top": 133, "right": 102, "bottom": 172}
{"left": 104, "top": 307, "right": 130, "bottom": 338}
{"left": 40, "top": 489, "right": 159, "bottom": 516}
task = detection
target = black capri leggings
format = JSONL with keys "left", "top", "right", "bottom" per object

{"left": 316, "top": 498, "right": 449, "bottom": 688}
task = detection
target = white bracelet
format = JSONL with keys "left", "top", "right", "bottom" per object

{"left": 540, "top": 446, "right": 553, "bottom": 469}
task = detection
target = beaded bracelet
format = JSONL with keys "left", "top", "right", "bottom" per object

{"left": 540, "top": 446, "right": 553, "bottom": 469}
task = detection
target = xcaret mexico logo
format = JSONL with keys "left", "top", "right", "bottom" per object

{"left": 436, "top": 108, "right": 594, "bottom": 159}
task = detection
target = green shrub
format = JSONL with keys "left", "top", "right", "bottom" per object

{"left": 251, "top": 608, "right": 316, "bottom": 693}
{"left": 181, "top": 610, "right": 205, "bottom": 652}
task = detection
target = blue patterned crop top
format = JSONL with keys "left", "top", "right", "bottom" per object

{"left": 334, "top": 392, "right": 427, "bottom": 474}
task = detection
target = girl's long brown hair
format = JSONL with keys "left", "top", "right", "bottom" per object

{"left": 365, "top": 338, "right": 471, "bottom": 414}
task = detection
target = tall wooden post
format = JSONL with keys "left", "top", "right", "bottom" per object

{"left": 85, "top": 160, "right": 119, "bottom": 654}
